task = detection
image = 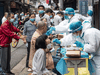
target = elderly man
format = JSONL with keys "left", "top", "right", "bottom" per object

{"left": 0, "top": 13, "right": 26, "bottom": 75}
{"left": 2, "top": 12, "right": 8, "bottom": 24}
{"left": 28, "top": 21, "right": 54, "bottom": 71}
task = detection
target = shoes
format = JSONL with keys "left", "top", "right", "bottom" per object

{"left": 27, "top": 68, "right": 32, "bottom": 72}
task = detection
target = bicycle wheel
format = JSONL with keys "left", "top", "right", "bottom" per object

{"left": 12, "top": 39, "right": 19, "bottom": 48}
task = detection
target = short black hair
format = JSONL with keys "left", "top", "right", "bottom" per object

{"left": 56, "top": 11, "right": 62, "bottom": 15}
{"left": 38, "top": 5, "right": 45, "bottom": 9}
{"left": 35, "top": 35, "right": 48, "bottom": 50}
{"left": 15, "top": 11, "right": 18, "bottom": 14}
{"left": 29, "top": 12, "right": 35, "bottom": 17}
{"left": 45, "top": 8, "right": 53, "bottom": 13}
{"left": 60, "top": 11, "right": 64, "bottom": 15}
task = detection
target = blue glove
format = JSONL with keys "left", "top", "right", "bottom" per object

{"left": 50, "top": 27, "right": 56, "bottom": 31}
{"left": 74, "top": 41, "right": 84, "bottom": 48}
{"left": 53, "top": 38, "right": 61, "bottom": 44}
{"left": 46, "top": 30, "right": 52, "bottom": 36}
{"left": 60, "top": 48, "right": 66, "bottom": 56}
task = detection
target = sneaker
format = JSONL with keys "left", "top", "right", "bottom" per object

{"left": 28, "top": 68, "right": 32, "bottom": 72}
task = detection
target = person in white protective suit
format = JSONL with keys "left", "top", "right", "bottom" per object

{"left": 81, "top": 10, "right": 93, "bottom": 22}
{"left": 52, "top": 21, "right": 83, "bottom": 46}
{"left": 80, "top": 10, "right": 93, "bottom": 31}
{"left": 46, "top": 7, "right": 81, "bottom": 35}
{"left": 68, "top": 21, "right": 100, "bottom": 75}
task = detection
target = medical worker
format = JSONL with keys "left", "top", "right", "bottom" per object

{"left": 81, "top": 10, "right": 93, "bottom": 22}
{"left": 52, "top": 21, "right": 83, "bottom": 47}
{"left": 81, "top": 10, "right": 93, "bottom": 32}
{"left": 68, "top": 21, "right": 100, "bottom": 75}
{"left": 46, "top": 7, "right": 81, "bottom": 35}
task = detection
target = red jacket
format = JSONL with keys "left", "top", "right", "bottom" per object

{"left": 0, "top": 20, "right": 20, "bottom": 47}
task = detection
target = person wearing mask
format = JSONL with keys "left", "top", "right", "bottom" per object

{"left": 2, "top": 12, "right": 8, "bottom": 24}
{"left": 14, "top": 11, "right": 19, "bottom": 27}
{"left": 68, "top": 21, "right": 100, "bottom": 75}
{"left": 81, "top": 10, "right": 93, "bottom": 22}
{"left": 80, "top": 10, "right": 93, "bottom": 31}
{"left": 20, "top": 12, "right": 25, "bottom": 25}
{"left": 50, "top": 12, "right": 55, "bottom": 26}
{"left": 35, "top": 5, "right": 45, "bottom": 23}
{"left": 44, "top": 8, "right": 53, "bottom": 28}
{"left": 23, "top": 13, "right": 37, "bottom": 72}
{"left": 0, "top": 13, "right": 26, "bottom": 75}
{"left": 24, "top": 13, "right": 29, "bottom": 24}
{"left": 54, "top": 11, "right": 62, "bottom": 26}
{"left": 29, "top": 21, "right": 54, "bottom": 71}
{"left": 60, "top": 11, "right": 64, "bottom": 21}
{"left": 28, "top": 21, "right": 47, "bottom": 71}
{"left": 32, "top": 35, "right": 51, "bottom": 75}
{"left": 46, "top": 7, "right": 80, "bottom": 35}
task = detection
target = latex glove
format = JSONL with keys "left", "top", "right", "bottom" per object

{"left": 53, "top": 38, "right": 61, "bottom": 44}
{"left": 74, "top": 41, "right": 84, "bottom": 48}
{"left": 60, "top": 48, "right": 66, "bottom": 56}
{"left": 46, "top": 30, "right": 52, "bottom": 36}
{"left": 50, "top": 27, "right": 56, "bottom": 31}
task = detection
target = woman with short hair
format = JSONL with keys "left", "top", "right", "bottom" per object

{"left": 32, "top": 35, "right": 50, "bottom": 75}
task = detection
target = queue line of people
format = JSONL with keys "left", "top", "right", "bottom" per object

{"left": 1, "top": 3, "right": 99, "bottom": 75}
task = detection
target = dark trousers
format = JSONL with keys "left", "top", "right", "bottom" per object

{"left": 52, "top": 56, "right": 61, "bottom": 75}
{"left": 26, "top": 42, "right": 31, "bottom": 68}
{"left": 1, "top": 46, "right": 11, "bottom": 73}
{"left": 0, "top": 47, "right": 4, "bottom": 72}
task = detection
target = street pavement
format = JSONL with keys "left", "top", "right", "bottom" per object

{"left": 10, "top": 39, "right": 27, "bottom": 69}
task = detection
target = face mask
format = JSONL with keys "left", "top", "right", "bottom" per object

{"left": 30, "top": 18, "right": 35, "bottom": 22}
{"left": 50, "top": 15, "right": 52, "bottom": 18}
{"left": 72, "top": 34, "right": 77, "bottom": 39}
{"left": 21, "top": 14, "right": 24, "bottom": 16}
{"left": 27, "top": 14, "right": 29, "bottom": 16}
{"left": 25, "top": 15, "right": 27, "bottom": 17}
{"left": 68, "top": 16, "right": 71, "bottom": 19}
{"left": 39, "top": 10, "right": 44, "bottom": 14}
{"left": 76, "top": 33, "right": 80, "bottom": 38}
{"left": 10, "top": 19, "right": 14, "bottom": 23}
{"left": 64, "top": 15, "right": 68, "bottom": 19}
{"left": 47, "top": 43, "right": 53, "bottom": 50}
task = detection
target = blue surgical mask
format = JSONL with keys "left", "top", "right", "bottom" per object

{"left": 72, "top": 34, "right": 77, "bottom": 39}
{"left": 50, "top": 15, "right": 52, "bottom": 18}
{"left": 10, "top": 19, "right": 14, "bottom": 23}
{"left": 21, "top": 14, "right": 24, "bottom": 16}
{"left": 64, "top": 15, "right": 68, "bottom": 19}
{"left": 39, "top": 10, "right": 44, "bottom": 14}
{"left": 30, "top": 18, "right": 35, "bottom": 22}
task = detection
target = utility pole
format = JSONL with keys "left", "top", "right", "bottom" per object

{"left": 92, "top": 0, "right": 94, "bottom": 6}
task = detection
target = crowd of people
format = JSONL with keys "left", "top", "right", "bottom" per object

{"left": 0, "top": 4, "right": 100, "bottom": 75}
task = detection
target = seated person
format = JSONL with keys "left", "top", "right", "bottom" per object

{"left": 32, "top": 35, "right": 50, "bottom": 75}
